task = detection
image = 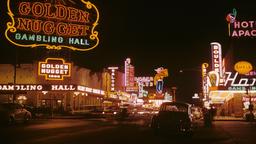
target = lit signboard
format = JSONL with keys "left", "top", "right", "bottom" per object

{"left": 108, "top": 67, "right": 118, "bottom": 92}
{"left": 0, "top": 84, "right": 105, "bottom": 95}
{"left": 124, "top": 58, "right": 137, "bottom": 92}
{"left": 154, "top": 67, "right": 168, "bottom": 94}
{"left": 234, "top": 61, "right": 253, "bottom": 75}
{"left": 135, "top": 76, "right": 153, "bottom": 98}
{"left": 5, "top": 0, "right": 99, "bottom": 51}
{"left": 38, "top": 58, "right": 71, "bottom": 80}
{"left": 210, "top": 42, "right": 224, "bottom": 85}
{"left": 0, "top": 84, "right": 43, "bottom": 91}
{"left": 135, "top": 77, "right": 154, "bottom": 87}
{"left": 226, "top": 8, "right": 256, "bottom": 37}
{"left": 202, "top": 63, "right": 209, "bottom": 100}
{"left": 124, "top": 58, "right": 135, "bottom": 87}
{"left": 211, "top": 42, "right": 223, "bottom": 76}
{"left": 207, "top": 71, "right": 256, "bottom": 91}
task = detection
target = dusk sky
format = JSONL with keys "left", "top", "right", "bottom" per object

{"left": 0, "top": 0, "right": 255, "bottom": 101}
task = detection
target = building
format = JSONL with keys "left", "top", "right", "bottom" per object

{"left": 0, "top": 61, "right": 110, "bottom": 114}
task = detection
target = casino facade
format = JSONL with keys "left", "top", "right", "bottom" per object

{"left": 203, "top": 42, "right": 256, "bottom": 117}
{"left": 0, "top": 60, "right": 132, "bottom": 114}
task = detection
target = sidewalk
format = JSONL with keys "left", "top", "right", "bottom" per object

{"left": 213, "top": 116, "right": 244, "bottom": 121}
{"left": 36, "top": 113, "right": 106, "bottom": 119}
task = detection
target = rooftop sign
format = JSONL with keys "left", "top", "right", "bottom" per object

{"left": 226, "top": 8, "right": 256, "bottom": 38}
{"left": 38, "top": 58, "right": 71, "bottom": 80}
{"left": 5, "top": 0, "right": 99, "bottom": 51}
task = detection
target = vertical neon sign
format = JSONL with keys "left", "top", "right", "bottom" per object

{"left": 108, "top": 67, "right": 118, "bottom": 92}
{"left": 124, "top": 58, "right": 135, "bottom": 87}
{"left": 211, "top": 42, "right": 223, "bottom": 83}
{"left": 202, "top": 63, "right": 209, "bottom": 101}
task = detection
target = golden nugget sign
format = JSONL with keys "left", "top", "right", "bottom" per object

{"left": 38, "top": 58, "right": 71, "bottom": 80}
{"left": 5, "top": 0, "right": 99, "bottom": 51}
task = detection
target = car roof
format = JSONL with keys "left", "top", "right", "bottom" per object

{"left": 160, "top": 102, "right": 191, "bottom": 107}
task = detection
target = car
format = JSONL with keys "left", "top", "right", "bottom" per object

{"left": 243, "top": 111, "right": 255, "bottom": 121}
{"left": 102, "top": 106, "right": 119, "bottom": 117}
{"left": 0, "top": 103, "right": 32, "bottom": 124}
{"left": 150, "top": 102, "right": 194, "bottom": 136}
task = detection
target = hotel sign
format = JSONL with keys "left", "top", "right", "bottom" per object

{"left": 226, "top": 8, "right": 256, "bottom": 37}
{"left": 5, "top": 0, "right": 99, "bottom": 51}
{"left": 38, "top": 58, "right": 71, "bottom": 80}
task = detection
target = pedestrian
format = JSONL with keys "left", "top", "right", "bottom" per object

{"left": 203, "top": 107, "right": 212, "bottom": 127}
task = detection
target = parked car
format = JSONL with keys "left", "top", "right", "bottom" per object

{"left": 243, "top": 111, "right": 255, "bottom": 121}
{"left": 191, "top": 106, "right": 203, "bottom": 120}
{"left": 151, "top": 102, "right": 194, "bottom": 136}
{"left": 0, "top": 103, "right": 32, "bottom": 124}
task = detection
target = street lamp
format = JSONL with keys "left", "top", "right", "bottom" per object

{"left": 171, "top": 87, "right": 177, "bottom": 102}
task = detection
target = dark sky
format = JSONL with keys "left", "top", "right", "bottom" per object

{"left": 1, "top": 0, "right": 256, "bottom": 101}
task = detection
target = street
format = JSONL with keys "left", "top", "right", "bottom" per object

{"left": 1, "top": 118, "right": 256, "bottom": 144}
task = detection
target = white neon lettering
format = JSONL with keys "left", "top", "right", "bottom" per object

{"left": 225, "top": 72, "right": 256, "bottom": 87}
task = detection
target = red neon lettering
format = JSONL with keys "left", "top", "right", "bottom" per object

{"left": 19, "top": 2, "right": 30, "bottom": 15}
{"left": 55, "top": 5, "right": 67, "bottom": 20}
{"left": 42, "top": 21, "right": 55, "bottom": 35}
{"left": 31, "top": 20, "right": 43, "bottom": 33}
{"left": 17, "top": 18, "right": 32, "bottom": 31}
{"left": 44, "top": 3, "right": 56, "bottom": 18}
{"left": 31, "top": 2, "right": 44, "bottom": 17}
{"left": 56, "top": 22, "right": 68, "bottom": 36}
{"left": 18, "top": 2, "right": 89, "bottom": 23}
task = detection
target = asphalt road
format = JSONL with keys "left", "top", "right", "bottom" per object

{"left": 0, "top": 118, "right": 256, "bottom": 144}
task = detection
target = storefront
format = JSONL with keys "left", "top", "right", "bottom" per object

{"left": 0, "top": 63, "right": 108, "bottom": 113}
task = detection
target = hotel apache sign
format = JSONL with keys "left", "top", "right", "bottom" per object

{"left": 226, "top": 8, "right": 256, "bottom": 38}
{"left": 38, "top": 58, "right": 71, "bottom": 80}
{"left": 5, "top": 0, "right": 100, "bottom": 51}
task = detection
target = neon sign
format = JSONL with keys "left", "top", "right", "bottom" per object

{"left": 211, "top": 42, "right": 223, "bottom": 78}
{"left": 225, "top": 72, "right": 256, "bottom": 87}
{"left": 207, "top": 71, "right": 256, "bottom": 91}
{"left": 202, "top": 63, "right": 209, "bottom": 100}
{"left": 38, "top": 58, "right": 71, "bottom": 80}
{"left": 154, "top": 67, "right": 168, "bottom": 94}
{"left": 0, "top": 84, "right": 43, "bottom": 91}
{"left": 135, "top": 77, "right": 154, "bottom": 87}
{"left": 226, "top": 8, "right": 256, "bottom": 37}
{"left": 108, "top": 67, "right": 118, "bottom": 92}
{"left": 5, "top": 0, "right": 99, "bottom": 51}
{"left": 234, "top": 61, "right": 253, "bottom": 75}
{"left": 124, "top": 58, "right": 135, "bottom": 87}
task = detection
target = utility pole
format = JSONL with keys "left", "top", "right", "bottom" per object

{"left": 13, "top": 64, "right": 16, "bottom": 103}
{"left": 13, "top": 46, "right": 18, "bottom": 103}
{"left": 171, "top": 87, "right": 177, "bottom": 102}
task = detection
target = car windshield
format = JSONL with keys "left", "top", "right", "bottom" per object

{"left": 162, "top": 104, "right": 188, "bottom": 112}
